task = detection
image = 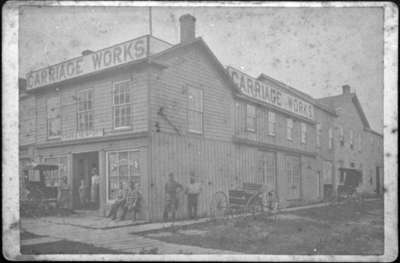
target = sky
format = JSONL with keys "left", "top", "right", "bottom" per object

{"left": 19, "top": 5, "right": 384, "bottom": 131}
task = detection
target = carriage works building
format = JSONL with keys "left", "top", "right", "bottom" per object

{"left": 20, "top": 14, "right": 381, "bottom": 221}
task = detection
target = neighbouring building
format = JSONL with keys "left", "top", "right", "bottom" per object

{"left": 20, "top": 14, "right": 383, "bottom": 221}
{"left": 318, "top": 85, "right": 384, "bottom": 196}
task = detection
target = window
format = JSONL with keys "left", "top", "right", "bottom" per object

{"left": 349, "top": 130, "right": 354, "bottom": 149}
{"left": 108, "top": 150, "right": 141, "bottom": 201}
{"left": 286, "top": 118, "right": 293, "bottom": 141}
{"left": 44, "top": 156, "right": 69, "bottom": 187}
{"left": 301, "top": 123, "right": 307, "bottom": 144}
{"left": 263, "top": 152, "right": 276, "bottom": 187}
{"left": 77, "top": 89, "right": 94, "bottom": 132}
{"left": 328, "top": 127, "right": 333, "bottom": 149}
{"left": 339, "top": 126, "right": 344, "bottom": 146}
{"left": 316, "top": 123, "right": 322, "bottom": 147}
{"left": 358, "top": 133, "right": 362, "bottom": 152}
{"left": 113, "top": 80, "right": 131, "bottom": 129}
{"left": 246, "top": 104, "right": 256, "bottom": 132}
{"left": 188, "top": 86, "right": 203, "bottom": 133}
{"left": 47, "top": 95, "right": 61, "bottom": 139}
{"left": 268, "top": 111, "right": 276, "bottom": 136}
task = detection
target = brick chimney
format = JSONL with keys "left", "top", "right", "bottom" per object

{"left": 342, "top": 85, "right": 351, "bottom": 94}
{"left": 81, "top": 49, "right": 94, "bottom": 56}
{"left": 179, "top": 14, "right": 196, "bottom": 43}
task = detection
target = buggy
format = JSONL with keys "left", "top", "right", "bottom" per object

{"left": 20, "top": 163, "right": 59, "bottom": 217}
{"left": 210, "top": 182, "right": 279, "bottom": 219}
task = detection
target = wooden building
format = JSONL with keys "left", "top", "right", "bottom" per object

{"left": 318, "top": 87, "right": 384, "bottom": 196}
{"left": 20, "top": 14, "right": 382, "bottom": 221}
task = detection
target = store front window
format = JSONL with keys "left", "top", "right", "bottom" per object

{"left": 108, "top": 150, "right": 141, "bottom": 201}
{"left": 44, "top": 156, "right": 69, "bottom": 187}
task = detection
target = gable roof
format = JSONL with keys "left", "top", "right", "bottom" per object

{"left": 317, "top": 93, "right": 370, "bottom": 129}
{"left": 150, "top": 37, "right": 238, "bottom": 93}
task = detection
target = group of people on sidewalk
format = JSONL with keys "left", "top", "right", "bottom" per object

{"left": 107, "top": 171, "right": 202, "bottom": 222}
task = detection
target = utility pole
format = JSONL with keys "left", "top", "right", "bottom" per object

{"left": 149, "top": 6, "right": 153, "bottom": 36}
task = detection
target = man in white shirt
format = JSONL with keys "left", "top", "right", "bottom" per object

{"left": 185, "top": 171, "right": 202, "bottom": 219}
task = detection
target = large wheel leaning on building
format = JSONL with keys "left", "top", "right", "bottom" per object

{"left": 210, "top": 191, "right": 229, "bottom": 219}
{"left": 245, "top": 193, "right": 264, "bottom": 216}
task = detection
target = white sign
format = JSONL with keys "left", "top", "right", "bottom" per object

{"left": 227, "top": 66, "right": 314, "bottom": 120}
{"left": 61, "top": 129, "right": 104, "bottom": 141}
{"left": 26, "top": 36, "right": 148, "bottom": 90}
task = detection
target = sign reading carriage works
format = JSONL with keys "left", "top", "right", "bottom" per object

{"left": 227, "top": 66, "right": 314, "bottom": 121}
{"left": 26, "top": 36, "right": 148, "bottom": 90}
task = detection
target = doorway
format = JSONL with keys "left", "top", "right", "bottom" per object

{"left": 72, "top": 151, "right": 99, "bottom": 210}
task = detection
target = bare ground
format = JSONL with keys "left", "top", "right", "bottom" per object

{"left": 139, "top": 199, "right": 384, "bottom": 255}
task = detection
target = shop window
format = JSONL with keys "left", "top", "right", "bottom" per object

{"left": 339, "top": 126, "right": 344, "bottom": 146}
{"left": 77, "top": 89, "right": 94, "bottom": 132}
{"left": 113, "top": 80, "right": 131, "bottom": 129}
{"left": 108, "top": 150, "right": 141, "bottom": 201}
{"left": 246, "top": 104, "right": 256, "bottom": 132}
{"left": 47, "top": 95, "right": 61, "bottom": 139}
{"left": 263, "top": 152, "right": 276, "bottom": 187}
{"left": 328, "top": 127, "right": 333, "bottom": 149}
{"left": 188, "top": 86, "right": 203, "bottom": 133}
{"left": 340, "top": 171, "right": 345, "bottom": 184}
{"left": 349, "top": 130, "right": 354, "bottom": 150}
{"left": 268, "top": 111, "right": 276, "bottom": 136}
{"left": 301, "top": 123, "right": 307, "bottom": 144}
{"left": 316, "top": 123, "right": 322, "bottom": 147}
{"left": 44, "top": 156, "right": 69, "bottom": 187}
{"left": 286, "top": 118, "right": 293, "bottom": 141}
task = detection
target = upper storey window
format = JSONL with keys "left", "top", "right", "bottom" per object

{"left": 268, "top": 111, "right": 276, "bottom": 136}
{"left": 349, "top": 129, "right": 354, "bottom": 150}
{"left": 339, "top": 125, "right": 344, "bottom": 146}
{"left": 316, "top": 123, "right": 322, "bottom": 148}
{"left": 77, "top": 89, "right": 94, "bottom": 132}
{"left": 286, "top": 118, "right": 293, "bottom": 141}
{"left": 47, "top": 95, "right": 61, "bottom": 139}
{"left": 328, "top": 127, "right": 333, "bottom": 149}
{"left": 301, "top": 122, "right": 307, "bottom": 144}
{"left": 246, "top": 104, "right": 256, "bottom": 132}
{"left": 188, "top": 86, "right": 203, "bottom": 134}
{"left": 113, "top": 80, "right": 132, "bottom": 129}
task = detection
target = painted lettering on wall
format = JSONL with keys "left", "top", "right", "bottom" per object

{"left": 26, "top": 36, "right": 147, "bottom": 90}
{"left": 227, "top": 66, "right": 314, "bottom": 120}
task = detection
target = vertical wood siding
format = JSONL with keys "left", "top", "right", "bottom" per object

{"left": 150, "top": 133, "right": 236, "bottom": 221}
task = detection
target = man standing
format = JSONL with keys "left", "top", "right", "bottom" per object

{"left": 90, "top": 166, "right": 99, "bottom": 209}
{"left": 163, "top": 172, "right": 183, "bottom": 222}
{"left": 186, "top": 171, "right": 202, "bottom": 219}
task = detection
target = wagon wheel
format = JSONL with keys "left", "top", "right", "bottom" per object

{"left": 246, "top": 193, "right": 264, "bottom": 216}
{"left": 210, "top": 191, "right": 229, "bottom": 219}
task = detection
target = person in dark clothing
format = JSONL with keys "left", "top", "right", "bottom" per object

{"left": 107, "top": 182, "right": 127, "bottom": 220}
{"left": 163, "top": 172, "right": 183, "bottom": 221}
{"left": 118, "top": 181, "right": 142, "bottom": 222}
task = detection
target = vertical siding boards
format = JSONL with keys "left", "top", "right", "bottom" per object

{"left": 150, "top": 133, "right": 236, "bottom": 221}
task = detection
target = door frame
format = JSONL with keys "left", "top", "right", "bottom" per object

{"left": 72, "top": 151, "right": 100, "bottom": 209}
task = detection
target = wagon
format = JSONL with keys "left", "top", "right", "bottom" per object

{"left": 210, "top": 182, "right": 279, "bottom": 219}
{"left": 20, "top": 163, "right": 59, "bottom": 217}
